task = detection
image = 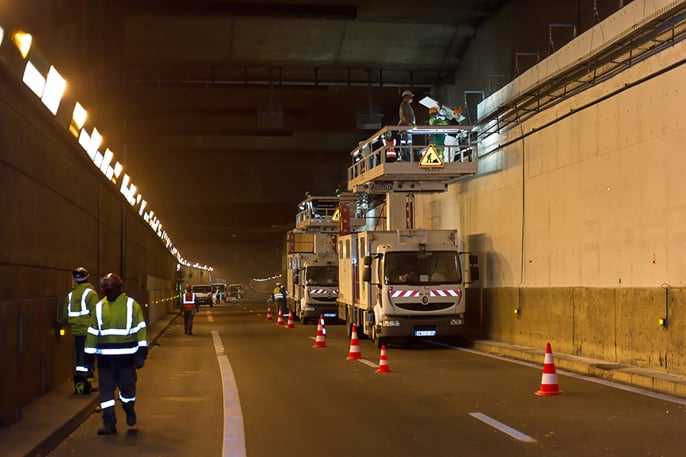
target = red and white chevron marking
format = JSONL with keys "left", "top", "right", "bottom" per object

{"left": 389, "top": 289, "right": 461, "bottom": 298}
{"left": 308, "top": 288, "right": 339, "bottom": 296}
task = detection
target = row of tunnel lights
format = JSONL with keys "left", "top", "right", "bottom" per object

{"left": 0, "top": 25, "right": 212, "bottom": 273}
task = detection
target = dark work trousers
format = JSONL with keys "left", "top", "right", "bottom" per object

{"left": 73, "top": 335, "right": 88, "bottom": 373}
{"left": 277, "top": 299, "right": 288, "bottom": 317}
{"left": 97, "top": 357, "right": 137, "bottom": 428}
{"left": 184, "top": 309, "right": 195, "bottom": 334}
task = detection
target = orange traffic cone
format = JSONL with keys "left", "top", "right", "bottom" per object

{"left": 286, "top": 309, "right": 295, "bottom": 328}
{"left": 312, "top": 314, "right": 327, "bottom": 348}
{"left": 275, "top": 308, "right": 284, "bottom": 326}
{"left": 375, "top": 345, "right": 391, "bottom": 373}
{"left": 266, "top": 305, "right": 273, "bottom": 321}
{"left": 535, "top": 342, "right": 564, "bottom": 396}
{"left": 346, "top": 324, "right": 362, "bottom": 360}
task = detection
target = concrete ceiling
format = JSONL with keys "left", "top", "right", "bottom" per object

{"left": 90, "top": 1, "right": 513, "bottom": 277}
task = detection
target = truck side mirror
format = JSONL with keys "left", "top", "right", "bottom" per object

{"left": 469, "top": 254, "right": 478, "bottom": 265}
{"left": 469, "top": 266, "right": 479, "bottom": 282}
{"left": 294, "top": 274, "right": 300, "bottom": 285}
{"left": 363, "top": 255, "right": 372, "bottom": 266}
{"left": 362, "top": 265, "right": 371, "bottom": 282}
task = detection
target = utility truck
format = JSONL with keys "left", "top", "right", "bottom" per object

{"left": 337, "top": 229, "right": 478, "bottom": 347}
{"left": 286, "top": 230, "right": 339, "bottom": 324}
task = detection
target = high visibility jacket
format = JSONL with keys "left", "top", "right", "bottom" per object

{"left": 62, "top": 283, "right": 98, "bottom": 336}
{"left": 383, "top": 137, "right": 397, "bottom": 161}
{"left": 84, "top": 293, "right": 148, "bottom": 357}
{"left": 182, "top": 291, "right": 196, "bottom": 311}
{"left": 272, "top": 287, "right": 286, "bottom": 300}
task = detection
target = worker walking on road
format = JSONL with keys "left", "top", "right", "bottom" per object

{"left": 61, "top": 266, "right": 99, "bottom": 394}
{"left": 85, "top": 273, "right": 148, "bottom": 435}
{"left": 182, "top": 284, "right": 198, "bottom": 335}
{"left": 272, "top": 282, "right": 288, "bottom": 318}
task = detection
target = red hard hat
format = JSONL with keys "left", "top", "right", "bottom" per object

{"left": 100, "top": 273, "right": 123, "bottom": 290}
{"left": 186, "top": 284, "right": 192, "bottom": 291}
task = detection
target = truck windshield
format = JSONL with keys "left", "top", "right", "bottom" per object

{"left": 192, "top": 285, "right": 212, "bottom": 293}
{"left": 384, "top": 251, "right": 462, "bottom": 285}
{"left": 306, "top": 266, "right": 338, "bottom": 286}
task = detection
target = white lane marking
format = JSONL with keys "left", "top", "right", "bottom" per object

{"left": 212, "top": 330, "right": 247, "bottom": 457}
{"left": 469, "top": 412, "right": 537, "bottom": 443}
{"left": 428, "top": 340, "right": 686, "bottom": 406}
{"left": 357, "top": 358, "right": 378, "bottom": 368}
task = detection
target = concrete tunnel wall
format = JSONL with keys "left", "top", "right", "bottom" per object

{"left": 0, "top": 62, "right": 178, "bottom": 426}
{"left": 416, "top": 0, "right": 686, "bottom": 374}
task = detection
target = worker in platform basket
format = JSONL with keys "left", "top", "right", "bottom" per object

{"left": 84, "top": 273, "right": 148, "bottom": 435}
{"left": 272, "top": 282, "right": 288, "bottom": 317}
{"left": 398, "top": 89, "right": 416, "bottom": 161}
{"left": 61, "top": 266, "right": 99, "bottom": 394}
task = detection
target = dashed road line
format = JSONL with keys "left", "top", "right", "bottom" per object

{"left": 469, "top": 412, "right": 537, "bottom": 443}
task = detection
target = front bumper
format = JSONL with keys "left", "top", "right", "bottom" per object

{"left": 376, "top": 315, "right": 464, "bottom": 339}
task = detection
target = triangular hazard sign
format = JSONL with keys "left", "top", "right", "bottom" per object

{"left": 419, "top": 144, "right": 444, "bottom": 168}
{"left": 331, "top": 207, "right": 340, "bottom": 221}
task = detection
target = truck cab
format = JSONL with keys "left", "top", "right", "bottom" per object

{"left": 191, "top": 284, "right": 214, "bottom": 306}
{"left": 294, "top": 259, "right": 338, "bottom": 324}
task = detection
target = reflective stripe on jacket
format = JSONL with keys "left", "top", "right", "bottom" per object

{"left": 84, "top": 294, "right": 148, "bottom": 356}
{"left": 183, "top": 292, "right": 196, "bottom": 311}
{"left": 63, "top": 284, "right": 97, "bottom": 336}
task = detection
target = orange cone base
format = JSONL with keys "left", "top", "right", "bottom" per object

{"left": 346, "top": 352, "right": 362, "bottom": 360}
{"left": 535, "top": 387, "right": 564, "bottom": 396}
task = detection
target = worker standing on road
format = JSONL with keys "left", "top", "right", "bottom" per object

{"left": 398, "top": 89, "right": 416, "bottom": 161}
{"left": 182, "top": 284, "right": 198, "bottom": 335}
{"left": 272, "top": 282, "right": 288, "bottom": 317}
{"left": 61, "top": 266, "right": 99, "bottom": 394}
{"left": 84, "top": 273, "right": 148, "bottom": 435}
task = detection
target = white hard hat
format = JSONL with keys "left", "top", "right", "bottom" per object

{"left": 402, "top": 89, "right": 414, "bottom": 97}
{"left": 276, "top": 282, "right": 281, "bottom": 286}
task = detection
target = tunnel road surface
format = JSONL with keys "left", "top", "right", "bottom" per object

{"left": 48, "top": 302, "right": 686, "bottom": 457}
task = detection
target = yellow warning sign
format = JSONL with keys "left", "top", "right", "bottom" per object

{"left": 331, "top": 207, "right": 340, "bottom": 221}
{"left": 419, "top": 144, "right": 444, "bottom": 168}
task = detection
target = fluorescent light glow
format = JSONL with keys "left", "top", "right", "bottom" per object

{"left": 78, "top": 129, "right": 91, "bottom": 151}
{"left": 72, "top": 102, "right": 87, "bottom": 129}
{"left": 119, "top": 173, "right": 137, "bottom": 205}
{"left": 0, "top": 27, "right": 5, "bottom": 48}
{"left": 100, "top": 148, "right": 113, "bottom": 174}
{"left": 41, "top": 66, "right": 66, "bottom": 115}
{"left": 87, "top": 128, "right": 102, "bottom": 160}
{"left": 112, "top": 162, "right": 123, "bottom": 183}
{"left": 22, "top": 61, "right": 45, "bottom": 97}
{"left": 93, "top": 150, "right": 104, "bottom": 168}
{"left": 13, "top": 31, "right": 32, "bottom": 58}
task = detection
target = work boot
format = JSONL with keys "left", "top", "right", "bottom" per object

{"left": 97, "top": 426, "right": 117, "bottom": 435}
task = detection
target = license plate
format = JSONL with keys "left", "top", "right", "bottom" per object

{"left": 414, "top": 330, "right": 436, "bottom": 337}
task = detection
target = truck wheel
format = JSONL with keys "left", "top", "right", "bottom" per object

{"left": 372, "top": 326, "right": 386, "bottom": 348}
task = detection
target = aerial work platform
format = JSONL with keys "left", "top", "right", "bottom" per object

{"left": 294, "top": 194, "right": 365, "bottom": 232}
{"left": 347, "top": 125, "right": 478, "bottom": 194}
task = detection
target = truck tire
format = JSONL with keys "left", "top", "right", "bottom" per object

{"left": 372, "top": 326, "right": 387, "bottom": 348}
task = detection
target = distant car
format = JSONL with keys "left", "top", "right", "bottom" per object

{"left": 228, "top": 284, "right": 244, "bottom": 300}
{"left": 191, "top": 285, "right": 214, "bottom": 306}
